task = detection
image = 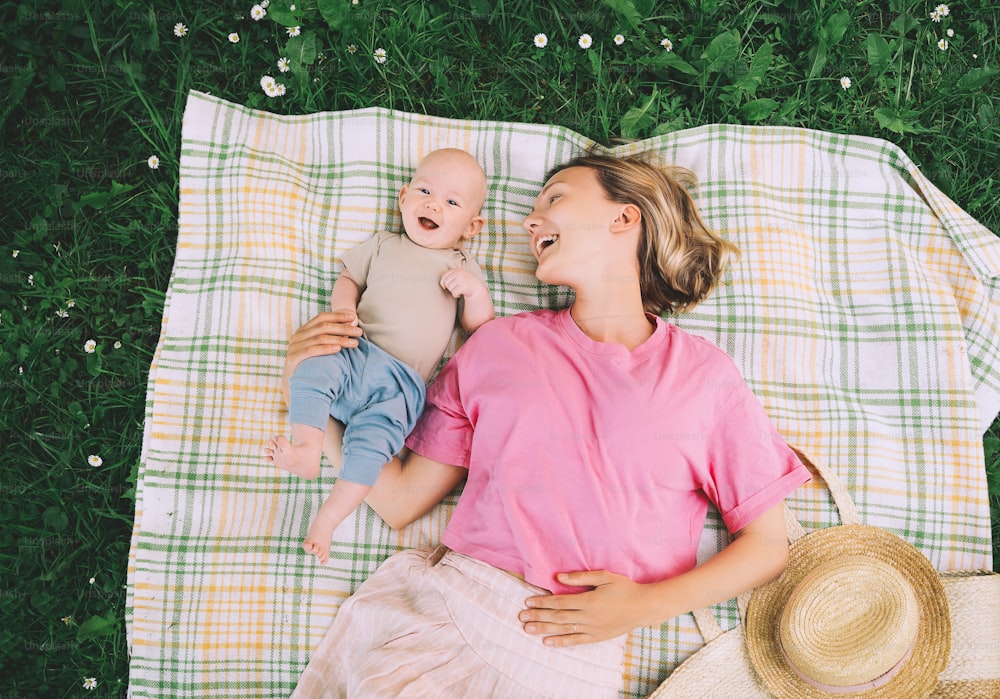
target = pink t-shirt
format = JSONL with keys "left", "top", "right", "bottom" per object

{"left": 405, "top": 309, "right": 811, "bottom": 594}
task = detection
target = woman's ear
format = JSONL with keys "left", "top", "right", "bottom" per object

{"left": 610, "top": 203, "right": 642, "bottom": 234}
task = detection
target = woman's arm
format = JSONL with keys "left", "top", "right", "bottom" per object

{"left": 520, "top": 502, "right": 789, "bottom": 647}
{"left": 364, "top": 451, "right": 467, "bottom": 530}
{"left": 281, "top": 311, "right": 364, "bottom": 407}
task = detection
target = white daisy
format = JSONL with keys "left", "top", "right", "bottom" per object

{"left": 578, "top": 33, "right": 593, "bottom": 49}
{"left": 228, "top": 32, "right": 240, "bottom": 43}
{"left": 533, "top": 33, "right": 548, "bottom": 49}
{"left": 277, "top": 57, "right": 291, "bottom": 73}
{"left": 173, "top": 23, "right": 188, "bottom": 38}
{"left": 660, "top": 37, "right": 674, "bottom": 52}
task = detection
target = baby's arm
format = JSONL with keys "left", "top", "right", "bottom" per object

{"left": 440, "top": 268, "right": 495, "bottom": 332}
{"left": 330, "top": 270, "right": 362, "bottom": 323}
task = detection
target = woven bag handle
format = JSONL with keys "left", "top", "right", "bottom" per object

{"left": 690, "top": 446, "right": 860, "bottom": 641}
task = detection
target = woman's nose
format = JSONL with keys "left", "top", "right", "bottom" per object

{"left": 522, "top": 212, "right": 539, "bottom": 232}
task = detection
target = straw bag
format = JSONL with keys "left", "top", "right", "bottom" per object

{"left": 647, "top": 449, "right": 1000, "bottom": 699}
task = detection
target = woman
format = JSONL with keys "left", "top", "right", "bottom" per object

{"left": 287, "top": 155, "right": 811, "bottom": 698}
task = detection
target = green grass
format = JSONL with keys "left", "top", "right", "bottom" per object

{"left": 1, "top": 0, "right": 997, "bottom": 695}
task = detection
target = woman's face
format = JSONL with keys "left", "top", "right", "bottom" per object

{"left": 522, "top": 166, "right": 625, "bottom": 287}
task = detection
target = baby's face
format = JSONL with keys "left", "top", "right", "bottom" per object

{"left": 398, "top": 150, "right": 485, "bottom": 250}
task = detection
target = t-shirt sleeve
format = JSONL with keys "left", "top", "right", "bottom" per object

{"left": 700, "top": 367, "right": 811, "bottom": 533}
{"left": 404, "top": 349, "right": 474, "bottom": 468}
{"left": 339, "top": 232, "right": 384, "bottom": 292}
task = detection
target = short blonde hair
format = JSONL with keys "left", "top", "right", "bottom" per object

{"left": 546, "top": 154, "right": 738, "bottom": 315}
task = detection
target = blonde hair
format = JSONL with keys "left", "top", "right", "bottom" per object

{"left": 546, "top": 154, "right": 739, "bottom": 315}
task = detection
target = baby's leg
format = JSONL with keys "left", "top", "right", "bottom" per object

{"left": 269, "top": 355, "right": 350, "bottom": 479}
{"left": 265, "top": 424, "right": 325, "bottom": 479}
{"left": 303, "top": 480, "right": 372, "bottom": 564}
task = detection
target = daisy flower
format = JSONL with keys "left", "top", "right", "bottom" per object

{"left": 55, "top": 308, "right": 69, "bottom": 318}
{"left": 347, "top": 44, "right": 357, "bottom": 54}
{"left": 228, "top": 32, "right": 240, "bottom": 43}
{"left": 27, "top": 274, "right": 34, "bottom": 285}
{"left": 287, "top": 26, "right": 301, "bottom": 37}
{"left": 67, "top": 300, "right": 75, "bottom": 308}
{"left": 84, "top": 339, "right": 97, "bottom": 353}
{"left": 12, "top": 249, "right": 19, "bottom": 257}
{"left": 374, "top": 47, "right": 387, "bottom": 64}
{"left": 533, "top": 33, "right": 548, "bottom": 48}
{"left": 578, "top": 33, "right": 593, "bottom": 49}
{"left": 938, "top": 38, "right": 949, "bottom": 50}
{"left": 173, "top": 23, "right": 188, "bottom": 38}
{"left": 114, "top": 341, "right": 122, "bottom": 350}
{"left": 88, "top": 455, "right": 103, "bottom": 467}
{"left": 840, "top": 76, "right": 852, "bottom": 90}
{"left": 61, "top": 616, "right": 73, "bottom": 625}
{"left": 147, "top": 155, "right": 160, "bottom": 169}
{"left": 946, "top": 28, "right": 954, "bottom": 37}
{"left": 614, "top": 34, "right": 625, "bottom": 46}
{"left": 660, "top": 37, "right": 674, "bottom": 52}
{"left": 260, "top": 75, "right": 279, "bottom": 95}
{"left": 930, "top": 4, "right": 950, "bottom": 21}
{"left": 277, "top": 57, "right": 291, "bottom": 73}
{"left": 275, "top": 83, "right": 287, "bottom": 96}
{"left": 250, "top": 4, "right": 267, "bottom": 20}
{"left": 83, "top": 678, "right": 97, "bottom": 691}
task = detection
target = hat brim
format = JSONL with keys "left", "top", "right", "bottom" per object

{"left": 745, "top": 524, "right": 950, "bottom": 698}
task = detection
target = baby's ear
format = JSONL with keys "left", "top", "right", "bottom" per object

{"left": 463, "top": 215, "right": 485, "bottom": 240}
{"left": 397, "top": 184, "right": 409, "bottom": 207}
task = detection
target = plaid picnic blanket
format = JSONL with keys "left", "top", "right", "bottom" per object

{"left": 126, "top": 89, "right": 1000, "bottom": 698}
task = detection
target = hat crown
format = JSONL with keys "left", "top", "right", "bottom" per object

{"left": 778, "top": 555, "right": 919, "bottom": 689}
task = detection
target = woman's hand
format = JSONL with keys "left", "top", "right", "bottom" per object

{"left": 519, "top": 570, "right": 654, "bottom": 647}
{"left": 281, "top": 311, "right": 363, "bottom": 406}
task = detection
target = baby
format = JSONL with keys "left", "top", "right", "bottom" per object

{"left": 266, "top": 148, "right": 495, "bottom": 564}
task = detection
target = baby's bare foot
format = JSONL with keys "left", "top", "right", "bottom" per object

{"left": 265, "top": 435, "right": 321, "bottom": 480}
{"left": 303, "top": 516, "right": 336, "bottom": 565}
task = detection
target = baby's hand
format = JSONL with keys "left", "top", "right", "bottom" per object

{"left": 440, "top": 268, "right": 485, "bottom": 299}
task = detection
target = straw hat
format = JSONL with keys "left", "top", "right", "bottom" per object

{"left": 744, "top": 523, "right": 951, "bottom": 698}
{"left": 645, "top": 447, "right": 1000, "bottom": 699}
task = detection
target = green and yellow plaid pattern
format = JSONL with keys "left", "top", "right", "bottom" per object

{"left": 126, "top": 90, "right": 1000, "bottom": 697}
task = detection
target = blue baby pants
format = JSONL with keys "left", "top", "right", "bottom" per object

{"left": 288, "top": 337, "right": 426, "bottom": 486}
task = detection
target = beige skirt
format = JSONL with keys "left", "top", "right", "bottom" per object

{"left": 290, "top": 546, "right": 627, "bottom": 698}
